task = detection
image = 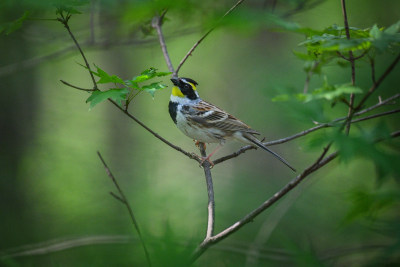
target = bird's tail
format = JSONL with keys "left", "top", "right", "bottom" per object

{"left": 243, "top": 133, "right": 296, "bottom": 172}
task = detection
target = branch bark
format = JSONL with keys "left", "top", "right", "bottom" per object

{"left": 97, "top": 152, "right": 152, "bottom": 267}
{"left": 355, "top": 52, "right": 400, "bottom": 110}
{"left": 152, "top": 10, "right": 175, "bottom": 75}
{"left": 58, "top": 13, "right": 98, "bottom": 90}
{"left": 174, "top": 0, "right": 246, "bottom": 76}
{"left": 191, "top": 145, "right": 337, "bottom": 262}
{"left": 199, "top": 143, "right": 215, "bottom": 239}
{"left": 341, "top": 0, "right": 356, "bottom": 134}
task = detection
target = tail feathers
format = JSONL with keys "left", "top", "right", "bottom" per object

{"left": 244, "top": 134, "right": 296, "bottom": 172}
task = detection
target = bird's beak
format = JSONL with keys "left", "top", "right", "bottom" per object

{"left": 170, "top": 78, "right": 179, "bottom": 86}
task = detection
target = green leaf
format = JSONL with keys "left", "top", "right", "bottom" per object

{"left": 313, "top": 84, "right": 363, "bottom": 101}
{"left": 384, "top": 20, "right": 400, "bottom": 35}
{"left": 92, "top": 65, "right": 125, "bottom": 84}
{"left": 273, "top": 83, "right": 362, "bottom": 103}
{"left": 292, "top": 50, "right": 317, "bottom": 61}
{"left": 271, "top": 94, "right": 290, "bottom": 102}
{"left": 130, "top": 67, "right": 171, "bottom": 83}
{"left": 86, "top": 88, "right": 129, "bottom": 109}
{"left": 369, "top": 21, "right": 400, "bottom": 52}
{"left": 333, "top": 126, "right": 400, "bottom": 181}
{"left": 0, "top": 11, "right": 30, "bottom": 35}
{"left": 344, "top": 188, "right": 399, "bottom": 223}
{"left": 141, "top": 82, "right": 167, "bottom": 97}
{"left": 55, "top": 0, "right": 89, "bottom": 15}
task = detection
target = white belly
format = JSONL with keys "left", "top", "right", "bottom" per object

{"left": 175, "top": 112, "right": 222, "bottom": 143}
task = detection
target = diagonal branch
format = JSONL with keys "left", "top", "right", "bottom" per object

{"left": 174, "top": 0, "right": 246, "bottom": 76}
{"left": 108, "top": 99, "right": 201, "bottom": 163}
{"left": 58, "top": 13, "right": 98, "bottom": 90}
{"left": 60, "top": 80, "right": 95, "bottom": 91}
{"left": 355, "top": 52, "right": 400, "bottom": 111}
{"left": 97, "top": 152, "right": 152, "bottom": 267}
{"left": 341, "top": 0, "right": 356, "bottom": 134}
{"left": 152, "top": 10, "right": 175, "bottom": 75}
{"left": 213, "top": 93, "right": 400, "bottom": 165}
{"left": 191, "top": 145, "right": 337, "bottom": 262}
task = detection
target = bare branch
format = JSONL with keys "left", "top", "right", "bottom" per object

{"left": 58, "top": 14, "right": 98, "bottom": 90}
{"left": 356, "top": 52, "right": 400, "bottom": 111}
{"left": 303, "top": 61, "right": 319, "bottom": 93}
{"left": 90, "top": 0, "right": 96, "bottom": 44}
{"left": 336, "top": 51, "right": 350, "bottom": 61}
{"left": 353, "top": 49, "right": 369, "bottom": 60}
{"left": 370, "top": 56, "right": 376, "bottom": 84}
{"left": 0, "top": 235, "right": 135, "bottom": 259}
{"left": 351, "top": 108, "right": 400, "bottom": 124}
{"left": 152, "top": 10, "right": 175, "bottom": 74}
{"left": 174, "top": 0, "right": 246, "bottom": 76}
{"left": 107, "top": 99, "right": 201, "bottom": 163}
{"left": 97, "top": 152, "right": 152, "bottom": 267}
{"left": 198, "top": 143, "right": 215, "bottom": 240}
{"left": 109, "top": 191, "right": 126, "bottom": 203}
{"left": 340, "top": 0, "right": 356, "bottom": 134}
{"left": 2, "top": 234, "right": 391, "bottom": 263}
{"left": 0, "top": 28, "right": 197, "bottom": 78}
{"left": 60, "top": 80, "right": 95, "bottom": 91}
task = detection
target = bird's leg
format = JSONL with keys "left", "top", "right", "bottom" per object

{"left": 194, "top": 140, "right": 206, "bottom": 150}
{"left": 199, "top": 144, "right": 222, "bottom": 168}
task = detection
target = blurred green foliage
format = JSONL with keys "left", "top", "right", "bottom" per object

{"left": 0, "top": 0, "right": 399, "bottom": 266}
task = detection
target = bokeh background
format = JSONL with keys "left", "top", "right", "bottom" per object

{"left": 1, "top": 0, "right": 399, "bottom": 266}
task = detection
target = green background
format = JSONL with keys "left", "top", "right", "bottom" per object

{"left": 1, "top": 0, "right": 399, "bottom": 266}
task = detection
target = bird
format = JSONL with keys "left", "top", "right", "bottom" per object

{"left": 168, "top": 77, "right": 296, "bottom": 172}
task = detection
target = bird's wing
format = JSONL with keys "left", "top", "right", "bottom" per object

{"left": 186, "top": 100, "right": 260, "bottom": 135}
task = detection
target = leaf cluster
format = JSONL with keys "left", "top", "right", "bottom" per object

{"left": 85, "top": 65, "right": 171, "bottom": 109}
{"left": 273, "top": 21, "right": 400, "bottom": 104}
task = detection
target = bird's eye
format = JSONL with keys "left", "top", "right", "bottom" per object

{"left": 184, "top": 84, "right": 190, "bottom": 89}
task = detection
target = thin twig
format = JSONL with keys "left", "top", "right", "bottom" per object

{"left": 107, "top": 99, "right": 201, "bottom": 163}
{"left": 338, "top": 50, "right": 369, "bottom": 61}
{"left": 2, "top": 234, "right": 392, "bottom": 263}
{"left": 213, "top": 93, "right": 400, "bottom": 165}
{"left": 58, "top": 13, "right": 98, "bottom": 89}
{"left": 97, "top": 152, "right": 152, "bottom": 267}
{"left": 355, "top": 52, "right": 400, "bottom": 111}
{"left": 0, "top": 28, "right": 198, "bottom": 78}
{"left": 198, "top": 143, "right": 215, "bottom": 240}
{"left": 351, "top": 108, "right": 400, "bottom": 124}
{"left": 152, "top": 10, "right": 175, "bottom": 74}
{"left": 303, "top": 61, "right": 319, "bottom": 93}
{"left": 60, "top": 80, "right": 95, "bottom": 91}
{"left": 174, "top": 0, "right": 246, "bottom": 76}
{"left": 370, "top": 57, "right": 376, "bottom": 84}
{"left": 90, "top": 0, "right": 96, "bottom": 44}
{"left": 336, "top": 51, "right": 349, "bottom": 61}
{"left": 341, "top": 0, "right": 355, "bottom": 134}
{"left": 353, "top": 49, "right": 369, "bottom": 60}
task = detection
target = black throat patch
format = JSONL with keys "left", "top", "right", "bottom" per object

{"left": 168, "top": 101, "right": 178, "bottom": 124}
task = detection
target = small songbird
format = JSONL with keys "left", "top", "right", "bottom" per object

{"left": 168, "top": 77, "right": 296, "bottom": 171}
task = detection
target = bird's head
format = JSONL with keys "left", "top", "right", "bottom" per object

{"left": 171, "top": 77, "right": 199, "bottom": 100}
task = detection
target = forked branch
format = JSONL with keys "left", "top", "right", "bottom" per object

{"left": 97, "top": 152, "right": 152, "bottom": 267}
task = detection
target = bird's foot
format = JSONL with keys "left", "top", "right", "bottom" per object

{"left": 199, "top": 156, "right": 214, "bottom": 168}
